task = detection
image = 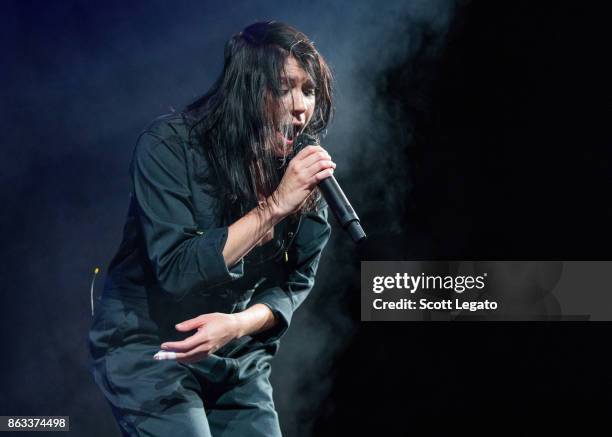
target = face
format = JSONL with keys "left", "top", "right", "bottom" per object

{"left": 273, "top": 55, "right": 316, "bottom": 156}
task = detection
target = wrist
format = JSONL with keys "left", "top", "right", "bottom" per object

{"left": 229, "top": 313, "right": 247, "bottom": 339}
{"left": 231, "top": 304, "right": 277, "bottom": 339}
{"left": 262, "top": 194, "right": 288, "bottom": 221}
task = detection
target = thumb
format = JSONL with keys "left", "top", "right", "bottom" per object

{"left": 175, "top": 315, "right": 206, "bottom": 331}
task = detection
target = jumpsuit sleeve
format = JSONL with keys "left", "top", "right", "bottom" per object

{"left": 246, "top": 205, "right": 331, "bottom": 343}
{"left": 130, "top": 129, "right": 244, "bottom": 300}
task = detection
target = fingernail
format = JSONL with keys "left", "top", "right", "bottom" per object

{"left": 154, "top": 351, "right": 177, "bottom": 360}
{"left": 161, "top": 344, "right": 168, "bottom": 350}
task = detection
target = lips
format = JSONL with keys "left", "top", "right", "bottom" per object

{"left": 278, "top": 124, "right": 302, "bottom": 146}
{"left": 277, "top": 131, "right": 294, "bottom": 146}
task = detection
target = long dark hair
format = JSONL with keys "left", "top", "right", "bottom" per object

{"left": 183, "top": 21, "right": 334, "bottom": 222}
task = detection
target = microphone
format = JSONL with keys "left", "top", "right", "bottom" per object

{"left": 294, "top": 133, "right": 366, "bottom": 244}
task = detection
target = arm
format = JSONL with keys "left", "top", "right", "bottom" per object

{"left": 222, "top": 198, "right": 283, "bottom": 267}
{"left": 154, "top": 139, "right": 335, "bottom": 361}
{"left": 160, "top": 206, "right": 331, "bottom": 363}
{"left": 132, "top": 128, "right": 312, "bottom": 299}
{"left": 244, "top": 205, "right": 332, "bottom": 344}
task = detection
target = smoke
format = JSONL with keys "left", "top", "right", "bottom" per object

{"left": 0, "top": 1, "right": 458, "bottom": 435}
{"left": 267, "top": 1, "right": 459, "bottom": 436}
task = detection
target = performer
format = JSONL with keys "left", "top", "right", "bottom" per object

{"left": 88, "top": 21, "right": 334, "bottom": 436}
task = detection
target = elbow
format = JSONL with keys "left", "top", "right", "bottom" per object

{"left": 151, "top": 248, "right": 245, "bottom": 301}
{"left": 150, "top": 248, "right": 200, "bottom": 301}
{"left": 154, "top": 266, "right": 193, "bottom": 301}
{"left": 146, "top": 227, "right": 246, "bottom": 300}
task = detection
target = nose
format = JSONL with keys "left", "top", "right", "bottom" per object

{"left": 290, "top": 90, "right": 306, "bottom": 119}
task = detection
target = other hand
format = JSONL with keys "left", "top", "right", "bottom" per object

{"left": 158, "top": 312, "right": 241, "bottom": 364}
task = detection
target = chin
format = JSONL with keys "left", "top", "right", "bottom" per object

{"left": 273, "top": 144, "right": 293, "bottom": 158}
{"left": 274, "top": 130, "right": 296, "bottom": 156}
{"left": 272, "top": 136, "right": 294, "bottom": 158}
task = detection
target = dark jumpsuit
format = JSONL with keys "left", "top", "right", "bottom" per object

{"left": 87, "top": 113, "right": 331, "bottom": 437}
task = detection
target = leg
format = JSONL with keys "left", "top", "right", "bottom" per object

{"left": 204, "top": 349, "right": 282, "bottom": 437}
{"left": 108, "top": 397, "right": 211, "bottom": 437}
{"left": 92, "top": 341, "right": 215, "bottom": 437}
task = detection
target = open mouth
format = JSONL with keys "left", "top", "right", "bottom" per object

{"left": 277, "top": 125, "right": 299, "bottom": 146}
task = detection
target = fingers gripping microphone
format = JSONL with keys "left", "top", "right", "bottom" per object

{"left": 294, "top": 133, "right": 366, "bottom": 244}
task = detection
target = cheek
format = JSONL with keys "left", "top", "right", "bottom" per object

{"left": 305, "top": 96, "right": 316, "bottom": 120}
{"left": 276, "top": 96, "right": 293, "bottom": 118}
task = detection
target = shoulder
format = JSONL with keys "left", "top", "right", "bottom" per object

{"left": 301, "top": 198, "right": 330, "bottom": 224}
{"left": 129, "top": 113, "right": 201, "bottom": 179}
{"left": 296, "top": 203, "right": 331, "bottom": 245}
{"left": 130, "top": 112, "right": 203, "bottom": 169}
{"left": 135, "top": 112, "right": 194, "bottom": 153}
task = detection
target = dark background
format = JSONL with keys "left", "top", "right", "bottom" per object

{"left": 1, "top": 0, "right": 610, "bottom": 436}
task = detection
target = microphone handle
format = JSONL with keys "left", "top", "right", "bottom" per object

{"left": 292, "top": 132, "right": 366, "bottom": 243}
{"left": 318, "top": 176, "right": 367, "bottom": 244}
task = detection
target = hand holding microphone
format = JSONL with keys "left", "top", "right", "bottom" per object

{"left": 272, "top": 144, "right": 336, "bottom": 216}
{"left": 276, "top": 133, "right": 366, "bottom": 243}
